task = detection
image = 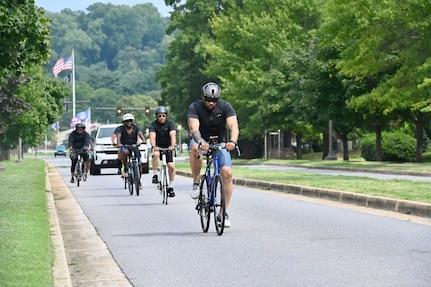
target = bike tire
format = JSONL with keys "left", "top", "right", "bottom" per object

{"left": 75, "top": 161, "right": 81, "bottom": 187}
{"left": 82, "top": 164, "right": 87, "bottom": 181}
{"left": 214, "top": 174, "right": 225, "bottom": 235}
{"left": 199, "top": 175, "right": 210, "bottom": 233}
{"left": 128, "top": 164, "right": 134, "bottom": 195}
{"left": 162, "top": 165, "right": 168, "bottom": 205}
{"left": 134, "top": 162, "right": 140, "bottom": 196}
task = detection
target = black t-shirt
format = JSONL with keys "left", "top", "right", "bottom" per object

{"left": 68, "top": 130, "right": 91, "bottom": 149}
{"left": 116, "top": 125, "right": 142, "bottom": 145}
{"left": 149, "top": 119, "right": 176, "bottom": 148}
{"left": 187, "top": 99, "right": 236, "bottom": 142}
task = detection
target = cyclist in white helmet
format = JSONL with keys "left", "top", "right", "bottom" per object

{"left": 115, "top": 113, "right": 147, "bottom": 189}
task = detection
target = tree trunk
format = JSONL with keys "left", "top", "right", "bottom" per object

{"left": 374, "top": 125, "right": 382, "bottom": 161}
{"left": 322, "top": 130, "right": 329, "bottom": 160}
{"left": 339, "top": 133, "right": 349, "bottom": 161}
{"left": 0, "top": 146, "right": 10, "bottom": 161}
{"left": 295, "top": 132, "right": 303, "bottom": 160}
{"left": 415, "top": 113, "right": 424, "bottom": 163}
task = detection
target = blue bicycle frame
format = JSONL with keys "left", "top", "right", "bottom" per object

{"left": 197, "top": 139, "right": 227, "bottom": 235}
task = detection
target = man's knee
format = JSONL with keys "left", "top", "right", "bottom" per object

{"left": 220, "top": 167, "right": 232, "bottom": 180}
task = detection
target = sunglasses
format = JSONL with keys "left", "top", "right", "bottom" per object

{"left": 157, "top": 114, "right": 167, "bottom": 118}
{"left": 124, "top": 119, "right": 133, "bottom": 123}
{"left": 204, "top": 96, "right": 218, "bottom": 103}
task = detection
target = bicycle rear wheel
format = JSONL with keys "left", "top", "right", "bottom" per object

{"left": 134, "top": 162, "right": 140, "bottom": 196}
{"left": 198, "top": 175, "right": 210, "bottom": 233}
{"left": 213, "top": 174, "right": 225, "bottom": 235}
{"left": 161, "top": 166, "right": 168, "bottom": 205}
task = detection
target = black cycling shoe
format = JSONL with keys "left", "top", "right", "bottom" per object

{"left": 70, "top": 177, "right": 74, "bottom": 183}
{"left": 167, "top": 187, "right": 175, "bottom": 197}
{"left": 152, "top": 175, "right": 158, "bottom": 184}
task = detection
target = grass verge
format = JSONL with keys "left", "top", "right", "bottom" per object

{"left": 0, "top": 159, "right": 53, "bottom": 286}
{"left": 175, "top": 159, "right": 431, "bottom": 203}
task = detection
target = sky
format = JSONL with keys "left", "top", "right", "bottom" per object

{"left": 34, "top": 0, "right": 172, "bottom": 17}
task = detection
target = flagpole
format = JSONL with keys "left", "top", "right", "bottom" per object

{"left": 72, "top": 49, "right": 76, "bottom": 117}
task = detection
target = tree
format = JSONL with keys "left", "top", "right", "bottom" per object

{"left": 321, "top": 0, "right": 431, "bottom": 162}
{"left": 0, "top": 1, "right": 54, "bottom": 159}
{"left": 157, "top": 0, "right": 225, "bottom": 130}
{"left": 204, "top": 0, "right": 321, "bottom": 140}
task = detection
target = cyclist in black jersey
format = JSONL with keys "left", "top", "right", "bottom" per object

{"left": 149, "top": 106, "right": 177, "bottom": 197}
{"left": 68, "top": 123, "right": 91, "bottom": 183}
{"left": 115, "top": 113, "right": 147, "bottom": 188}
{"left": 187, "top": 82, "right": 239, "bottom": 228}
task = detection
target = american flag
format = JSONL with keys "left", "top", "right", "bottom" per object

{"left": 53, "top": 54, "right": 72, "bottom": 78}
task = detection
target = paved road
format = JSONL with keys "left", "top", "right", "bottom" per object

{"left": 47, "top": 158, "right": 431, "bottom": 287}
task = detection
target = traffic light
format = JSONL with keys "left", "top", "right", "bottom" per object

{"left": 116, "top": 106, "right": 122, "bottom": 116}
{"left": 145, "top": 106, "right": 151, "bottom": 115}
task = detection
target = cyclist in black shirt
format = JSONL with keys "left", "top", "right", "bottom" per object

{"left": 187, "top": 82, "right": 239, "bottom": 228}
{"left": 115, "top": 113, "right": 146, "bottom": 188}
{"left": 68, "top": 123, "right": 91, "bottom": 183}
{"left": 149, "top": 106, "right": 177, "bottom": 197}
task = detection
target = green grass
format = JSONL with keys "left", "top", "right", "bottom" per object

{"left": 0, "top": 159, "right": 53, "bottom": 286}
{"left": 175, "top": 155, "right": 431, "bottom": 203}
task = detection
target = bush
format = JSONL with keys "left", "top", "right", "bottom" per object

{"left": 360, "top": 132, "right": 416, "bottom": 162}
{"left": 360, "top": 134, "right": 375, "bottom": 161}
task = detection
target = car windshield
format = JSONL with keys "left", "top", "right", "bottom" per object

{"left": 56, "top": 145, "right": 65, "bottom": 150}
{"left": 98, "top": 127, "right": 116, "bottom": 138}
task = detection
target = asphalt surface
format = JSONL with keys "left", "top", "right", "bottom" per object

{"left": 46, "top": 163, "right": 431, "bottom": 286}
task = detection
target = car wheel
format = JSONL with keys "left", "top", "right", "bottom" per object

{"left": 90, "top": 162, "right": 101, "bottom": 175}
{"left": 141, "top": 162, "right": 149, "bottom": 174}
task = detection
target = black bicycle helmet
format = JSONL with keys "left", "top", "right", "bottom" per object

{"left": 202, "top": 82, "right": 221, "bottom": 98}
{"left": 155, "top": 106, "right": 168, "bottom": 115}
{"left": 75, "top": 123, "right": 85, "bottom": 129}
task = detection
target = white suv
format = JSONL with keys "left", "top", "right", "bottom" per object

{"left": 90, "top": 124, "right": 149, "bottom": 175}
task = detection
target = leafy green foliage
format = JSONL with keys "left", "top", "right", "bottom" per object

{"left": 361, "top": 132, "right": 416, "bottom": 162}
{"left": 0, "top": 1, "right": 69, "bottom": 154}
{"left": 46, "top": 3, "right": 170, "bottom": 124}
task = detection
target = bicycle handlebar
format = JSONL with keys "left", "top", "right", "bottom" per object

{"left": 197, "top": 142, "right": 241, "bottom": 159}
{"left": 72, "top": 148, "right": 88, "bottom": 154}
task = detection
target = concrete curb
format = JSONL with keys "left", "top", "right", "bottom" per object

{"left": 46, "top": 165, "right": 72, "bottom": 287}
{"left": 176, "top": 170, "right": 431, "bottom": 218}
{"left": 46, "top": 163, "right": 132, "bottom": 287}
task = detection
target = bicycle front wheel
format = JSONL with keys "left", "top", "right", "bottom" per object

{"left": 75, "top": 161, "right": 81, "bottom": 187}
{"left": 199, "top": 175, "right": 210, "bottom": 233}
{"left": 161, "top": 166, "right": 168, "bottom": 205}
{"left": 128, "top": 165, "right": 134, "bottom": 195}
{"left": 134, "top": 162, "right": 140, "bottom": 196}
{"left": 213, "top": 174, "right": 225, "bottom": 236}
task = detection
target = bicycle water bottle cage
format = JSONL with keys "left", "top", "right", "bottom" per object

{"left": 209, "top": 136, "right": 219, "bottom": 144}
